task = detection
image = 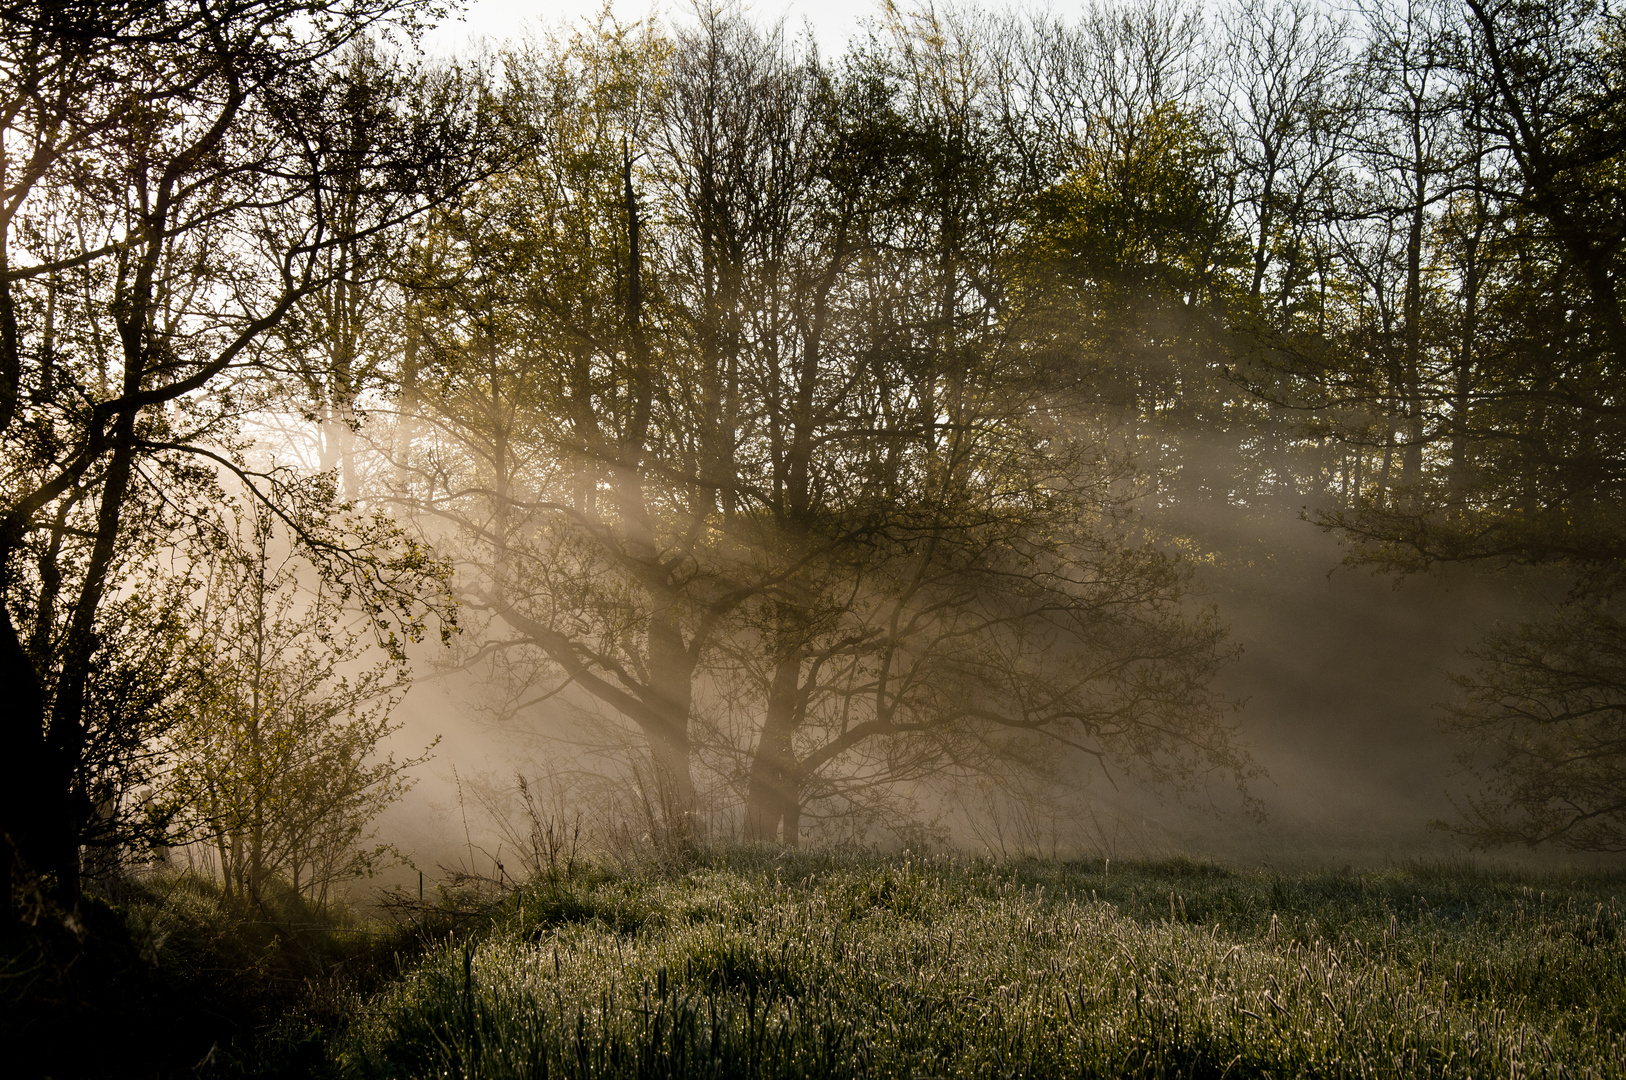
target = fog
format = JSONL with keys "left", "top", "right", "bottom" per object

{"left": 339, "top": 0, "right": 1626, "bottom": 898}
{"left": 355, "top": 498, "right": 1594, "bottom": 900}
{"left": 1162, "top": 517, "right": 1539, "bottom": 865}
{"left": 17, "top": 0, "right": 1624, "bottom": 924}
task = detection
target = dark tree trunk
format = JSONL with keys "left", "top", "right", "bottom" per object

{"left": 42, "top": 421, "right": 137, "bottom": 906}
{"left": 645, "top": 612, "right": 698, "bottom": 830}
{"left": 745, "top": 654, "right": 802, "bottom": 845}
{"left": 0, "top": 596, "right": 50, "bottom": 929}
{"left": 1399, "top": 166, "right": 1427, "bottom": 499}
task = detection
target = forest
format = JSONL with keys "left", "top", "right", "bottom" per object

{"left": 2, "top": 0, "right": 1624, "bottom": 1075}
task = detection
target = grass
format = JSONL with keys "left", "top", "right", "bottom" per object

{"left": 338, "top": 850, "right": 1626, "bottom": 1079}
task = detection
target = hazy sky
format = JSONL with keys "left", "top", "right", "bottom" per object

{"left": 421, "top": 0, "right": 887, "bottom": 56}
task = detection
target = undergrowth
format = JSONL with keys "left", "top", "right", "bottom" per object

{"left": 3, "top": 871, "right": 418, "bottom": 1078}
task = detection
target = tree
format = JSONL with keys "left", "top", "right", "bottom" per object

{"left": 277, "top": 40, "right": 420, "bottom": 502}
{"left": 403, "top": 13, "right": 725, "bottom": 828}
{"left": 165, "top": 504, "right": 431, "bottom": 909}
{"left": 1441, "top": 588, "right": 1626, "bottom": 851}
{"left": 59, "top": 565, "right": 199, "bottom": 888}
{"left": 714, "top": 2, "right": 1251, "bottom": 845}
{"left": 0, "top": 0, "right": 472, "bottom": 917}
{"left": 406, "top": 4, "right": 1252, "bottom": 846}
{"left": 1228, "top": 0, "right": 1626, "bottom": 850}
{"left": 1222, "top": 0, "right": 1352, "bottom": 314}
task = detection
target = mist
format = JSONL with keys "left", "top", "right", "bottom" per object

{"left": 7, "top": 0, "right": 1625, "bottom": 947}
{"left": 9, "top": 1, "right": 1626, "bottom": 1075}
{"left": 360, "top": 492, "right": 1572, "bottom": 894}
{"left": 311, "top": 0, "right": 1626, "bottom": 887}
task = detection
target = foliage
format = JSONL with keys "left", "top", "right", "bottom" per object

{"left": 403, "top": 6, "right": 1251, "bottom": 848}
{"left": 1218, "top": 0, "right": 1626, "bottom": 849}
{"left": 6, "top": 0, "right": 1622, "bottom": 943}
{"left": 1442, "top": 590, "right": 1626, "bottom": 851}
{"left": 163, "top": 504, "right": 434, "bottom": 909}
{"left": 1028, "top": 102, "right": 1239, "bottom": 301}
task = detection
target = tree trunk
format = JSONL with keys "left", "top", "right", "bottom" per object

{"left": 645, "top": 612, "right": 697, "bottom": 830}
{"left": 745, "top": 653, "right": 802, "bottom": 845}
{"left": 1450, "top": 238, "right": 1481, "bottom": 507}
{"left": 394, "top": 321, "right": 420, "bottom": 501}
{"left": 0, "top": 596, "right": 49, "bottom": 929}
{"left": 44, "top": 420, "right": 138, "bottom": 906}
{"left": 1399, "top": 175, "right": 1427, "bottom": 499}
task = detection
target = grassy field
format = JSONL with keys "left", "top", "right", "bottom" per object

{"left": 336, "top": 849, "right": 1626, "bottom": 1080}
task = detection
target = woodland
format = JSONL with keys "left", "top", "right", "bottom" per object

{"left": 2, "top": 0, "right": 1625, "bottom": 1074}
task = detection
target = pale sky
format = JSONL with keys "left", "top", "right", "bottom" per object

{"left": 419, "top": 0, "right": 889, "bottom": 57}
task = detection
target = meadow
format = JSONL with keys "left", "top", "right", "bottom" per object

{"left": 333, "top": 849, "right": 1625, "bottom": 1080}
{"left": 10, "top": 847, "right": 1624, "bottom": 1078}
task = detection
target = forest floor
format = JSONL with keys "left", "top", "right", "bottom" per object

{"left": 8, "top": 847, "right": 1626, "bottom": 1078}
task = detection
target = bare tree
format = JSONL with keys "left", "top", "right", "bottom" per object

{"left": 1221, "top": 0, "right": 1353, "bottom": 310}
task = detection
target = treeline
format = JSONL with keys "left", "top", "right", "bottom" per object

{"left": 2, "top": 0, "right": 1624, "bottom": 925}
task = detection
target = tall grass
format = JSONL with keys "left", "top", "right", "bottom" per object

{"left": 340, "top": 851, "right": 1626, "bottom": 1078}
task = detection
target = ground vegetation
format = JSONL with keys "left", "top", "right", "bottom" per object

{"left": 344, "top": 849, "right": 1626, "bottom": 1078}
